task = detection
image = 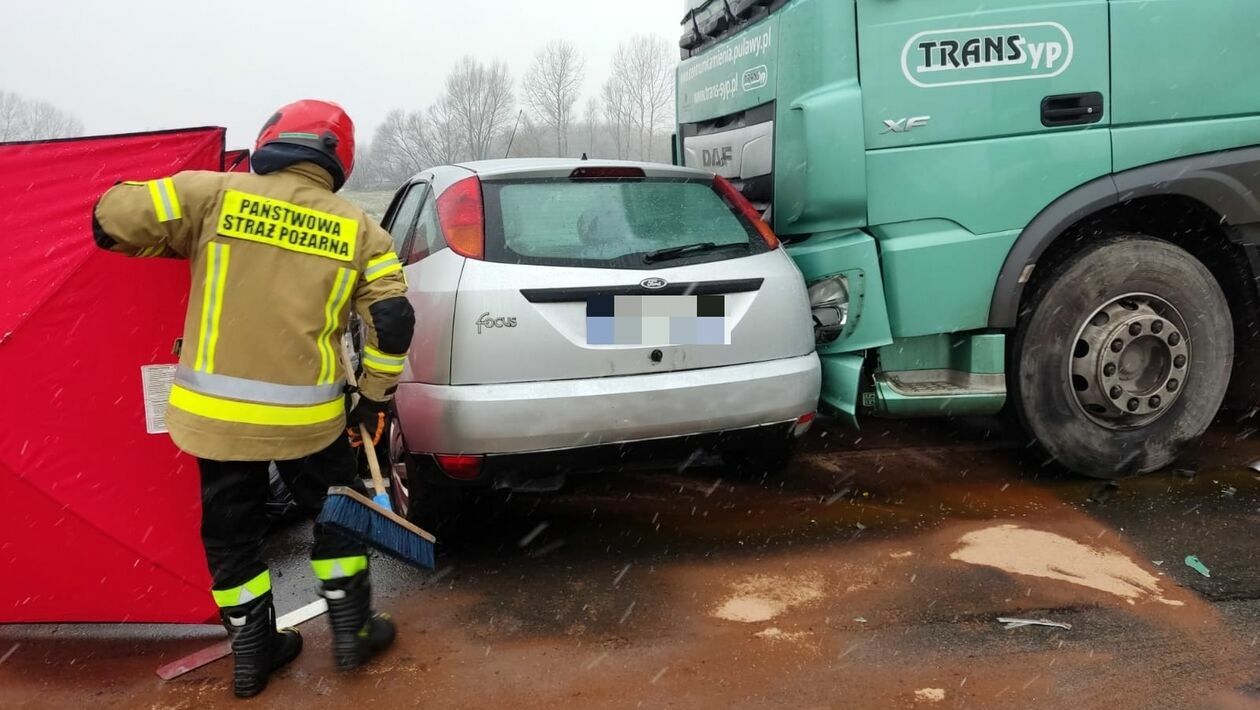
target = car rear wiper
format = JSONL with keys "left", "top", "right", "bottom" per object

{"left": 643, "top": 242, "right": 748, "bottom": 264}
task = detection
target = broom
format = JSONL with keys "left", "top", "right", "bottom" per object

{"left": 317, "top": 347, "right": 436, "bottom": 569}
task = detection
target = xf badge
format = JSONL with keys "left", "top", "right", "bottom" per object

{"left": 881, "top": 116, "right": 932, "bottom": 134}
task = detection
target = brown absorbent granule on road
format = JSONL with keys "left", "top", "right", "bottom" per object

{"left": 711, "top": 572, "right": 825, "bottom": 623}
{"left": 950, "top": 524, "right": 1184, "bottom": 606}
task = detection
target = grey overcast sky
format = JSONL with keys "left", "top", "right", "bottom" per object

{"left": 1, "top": 0, "right": 682, "bottom": 147}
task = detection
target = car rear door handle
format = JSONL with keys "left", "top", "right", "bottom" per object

{"left": 1041, "top": 92, "right": 1105, "bottom": 127}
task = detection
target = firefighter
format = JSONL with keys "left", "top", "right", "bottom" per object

{"left": 92, "top": 100, "right": 415, "bottom": 698}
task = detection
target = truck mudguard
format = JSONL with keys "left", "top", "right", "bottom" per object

{"left": 989, "top": 146, "right": 1260, "bottom": 328}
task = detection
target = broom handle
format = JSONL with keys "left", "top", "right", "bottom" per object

{"left": 340, "top": 346, "right": 388, "bottom": 498}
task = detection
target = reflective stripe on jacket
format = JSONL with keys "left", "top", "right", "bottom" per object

{"left": 93, "top": 163, "right": 412, "bottom": 461}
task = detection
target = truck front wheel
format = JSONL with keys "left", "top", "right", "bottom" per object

{"left": 1011, "top": 236, "right": 1233, "bottom": 478}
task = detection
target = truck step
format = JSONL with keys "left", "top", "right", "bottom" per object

{"left": 872, "top": 370, "right": 1006, "bottom": 417}
{"left": 880, "top": 369, "right": 1005, "bottom": 397}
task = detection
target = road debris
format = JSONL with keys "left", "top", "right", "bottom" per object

{"left": 914, "top": 688, "right": 946, "bottom": 703}
{"left": 712, "top": 572, "right": 825, "bottom": 623}
{"left": 950, "top": 524, "right": 1184, "bottom": 606}
{"left": 998, "top": 617, "right": 1072, "bottom": 630}
{"left": 755, "top": 627, "right": 812, "bottom": 643}
{"left": 1184, "top": 555, "right": 1211, "bottom": 578}
{"left": 0, "top": 643, "right": 18, "bottom": 666}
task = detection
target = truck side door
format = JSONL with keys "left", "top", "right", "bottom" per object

{"left": 856, "top": 0, "right": 1112, "bottom": 237}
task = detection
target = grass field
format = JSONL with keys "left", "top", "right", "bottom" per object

{"left": 342, "top": 189, "right": 397, "bottom": 222}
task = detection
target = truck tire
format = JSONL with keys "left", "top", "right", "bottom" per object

{"left": 1010, "top": 236, "right": 1233, "bottom": 478}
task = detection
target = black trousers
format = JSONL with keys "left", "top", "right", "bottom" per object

{"left": 198, "top": 435, "right": 367, "bottom": 592}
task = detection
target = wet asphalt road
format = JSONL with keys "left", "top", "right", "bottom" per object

{"left": 2, "top": 416, "right": 1258, "bottom": 709}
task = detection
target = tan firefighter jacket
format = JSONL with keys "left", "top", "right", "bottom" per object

{"left": 93, "top": 162, "right": 412, "bottom": 462}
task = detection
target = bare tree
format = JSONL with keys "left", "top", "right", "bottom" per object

{"left": 600, "top": 79, "right": 632, "bottom": 160}
{"left": 442, "top": 57, "right": 515, "bottom": 160}
{"left": 583, "top": 96, "right": 600, "bottom": 157}
{"left": 422, "top": 98, "right": 467, "bottom": 166}
{"left": 0, "top": 91, "right": 84, "bottom": 141}
{"left": 495, "top": 112, "right": 533, "bottom": 158}
{"left": 522, "top": 41, "right": 586, "bottom": 157}
{"left": 361, "top": 102, "right": 472, "bottom": 187}
{"left": 606, "top": 36, "right": 675, "bottom": 161}
{"left": 369, "top": 109, "right": 428, "bottom": 184}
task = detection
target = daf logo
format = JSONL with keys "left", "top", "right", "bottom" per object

{"left": 640, "top": 278, "right": 669, "bottom": 290}
{"left": 882, "top": 116, "right": 932, "bottom": 134}
{"left": 701, "top": 146, "right": 733, "bottom": 168}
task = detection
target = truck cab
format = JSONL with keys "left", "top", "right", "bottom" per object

{"left": 677, "top": 0, "right": 1260, "bottom": 477}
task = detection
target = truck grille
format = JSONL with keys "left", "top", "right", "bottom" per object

{"left": 680, "top": 0, "right": 791, "bottom": 58}
{"left": 680, "top": 103, "right": 775, "bottom": 211}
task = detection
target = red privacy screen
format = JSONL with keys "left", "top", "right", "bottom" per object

{"left": 0, "top": 127, "right": 228, "bottom": 623}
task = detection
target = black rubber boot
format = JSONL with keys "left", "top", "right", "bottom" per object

{"left": 319, "top": 571, "right": 396, "bottom": 670}
{"left": 218, "top": 592, "right": 303, "bottom": 698}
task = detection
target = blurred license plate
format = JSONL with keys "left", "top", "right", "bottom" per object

{"left": 586, "top": 295, "right": 729, "bottom": 345}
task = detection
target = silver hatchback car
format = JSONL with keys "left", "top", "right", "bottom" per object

{"left": 377, "top": 159, "right": 820, "bottom": 519}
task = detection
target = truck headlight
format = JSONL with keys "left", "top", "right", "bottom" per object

{"left": 808, "top": 275, "right": 849, "bottom": 344}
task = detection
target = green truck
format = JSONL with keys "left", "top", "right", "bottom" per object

{"left": 676, "top": 0, "right": 1260, "bottom": 478}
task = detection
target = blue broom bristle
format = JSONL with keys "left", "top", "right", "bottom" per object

{"left": 318, "top": 495, "right": 436, "bottom": 570}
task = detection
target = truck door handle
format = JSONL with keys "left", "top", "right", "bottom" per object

{"left": 1041, "top": 92, "right": 1105, "bottom": 127}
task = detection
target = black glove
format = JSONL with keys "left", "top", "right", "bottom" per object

{"left": 346, "top": 396, "right": 389, "bottom": 448}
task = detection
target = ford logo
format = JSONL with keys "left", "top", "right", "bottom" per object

{"left": 640, "top": 277, "right": 668, "bottom": 290}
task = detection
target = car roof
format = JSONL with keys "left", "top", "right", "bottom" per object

{"left": 450, "top": 158, "right": 712, "bottom": 181}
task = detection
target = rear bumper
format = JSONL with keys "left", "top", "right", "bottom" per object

{"left": 394, "top": 353, "right": 821, "bottom": 456}
{"left": 436, "top": 420, "right": 800, "bottom": 488}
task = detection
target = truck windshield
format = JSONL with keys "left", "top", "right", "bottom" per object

{"left": 481, "top": 178, "right": 765, "bottom": 269}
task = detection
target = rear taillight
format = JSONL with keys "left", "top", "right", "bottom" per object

{"left": 713, "top": 175, "right": 779, "bottom": 249}
{"left": 433, "top": 454, "right": 484, "bottom": 481}
{"left": 793, "top": 412, "right": 817, "bottom": 438}
{"left": 436, "top": 176, "right": 485, "bottom": 260}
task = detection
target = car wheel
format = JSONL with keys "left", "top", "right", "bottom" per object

{"left": 386, "top": 418, "right": 468, "bottom": 532}
{"left": 385, "top": 417, "right": 414, "bottom": 519}
{"left": 1011, "top": 235, "right": 1233, "bottom": 478}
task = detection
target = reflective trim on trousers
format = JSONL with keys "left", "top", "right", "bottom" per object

{"left": 212, "top": 569, "right": 271, "bottom": 608}
{"left": 311, "top": 555, "right": 369, "bottom": 581}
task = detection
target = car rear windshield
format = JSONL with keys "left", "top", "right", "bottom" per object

{"left": 481, "top": 177, "right": 767, "bottom": 269}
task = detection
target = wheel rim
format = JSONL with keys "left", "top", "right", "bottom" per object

{"left": 387, "top": 418, "right": 411, "bottom": 518}
{"left": 1069, "top": 293, "right": 1191, "bottom": 430}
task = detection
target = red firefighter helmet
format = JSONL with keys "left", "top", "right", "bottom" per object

{"left": 255, "top": 100, "right": 356, "bottom": 188}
